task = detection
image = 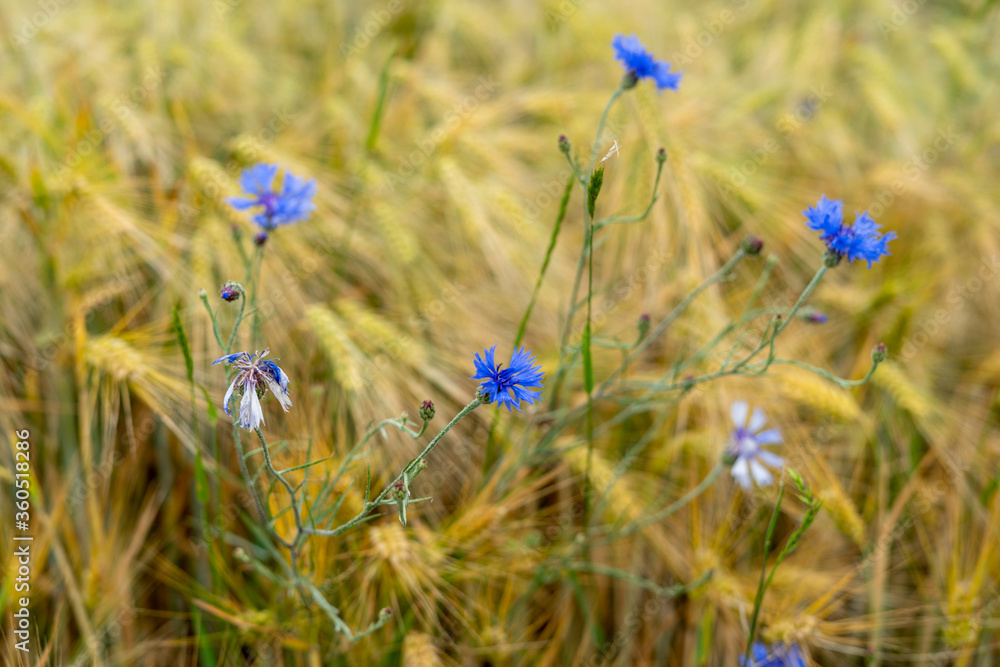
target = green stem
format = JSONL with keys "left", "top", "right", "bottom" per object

{"left": 601, "top": 461, "right": 726, "bottom": 545}
{"left": 765, "top": 357, "right": 882, "bottom": 388}
{"left": 256, "top": 427, "right": 304, "bottom": 534}
{"left": 225, "top": 289, "right": 247, "bottom": 355}
{"left": 231, "top": 421, "right": 293, "bottom": 549}
{"left": 593, "top": 155, "right": 666, "bottom": 230}
{"left": 514, "top": 174, "right": 574, "bottom": 347}
{"left": 565, "top": 562, "right": 712, "bottom": 598}
{"left": 199, "top": 291, "right": 226, "bottom": 350}
{"left": 366, "top": 50, "right": 395, "bottom": 153}
{"left": 745, "top": 478, "right": 786, "bottom": 662}
{"left": 307, "top": 398, "right": 481, "bottom": 537}
{"left": 247, "top": 244, "right": 264, "bottom": 347}
{"left": 559, "top": 86, "right": 624, "bottom": 364}
{"left": 733, "top": 265, "right": 826, "bottom": 372}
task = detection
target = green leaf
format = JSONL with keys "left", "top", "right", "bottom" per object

{"left": 982, "top": 476, "right": 999, "bottom": 507}
{"left": 194, "top": 447, "right": 209, "bottom": 506}
{"left": 198, "top": 384, "right": 219, "bottom": 424}
{"left": 582, "top": 322, "right": 594, "bottom": 393}
{"left": 172, "top": 305, "right": 194, "bottom": 386}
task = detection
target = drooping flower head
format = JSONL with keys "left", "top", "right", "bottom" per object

{"left": 740, "top": 641, "right": 807, "bottom": 666}
{"left": 213, "top": 348, "right": 292, "bottom": 431}
{"left": 612, "top": 34, "right": 682, "bottom": 92}
{"left": 726, "top": 401, "right": 784, "bottom": 489}
{"left": 226, "top": 163, "right": 317, "bottom": 231}
{"left": 471, "top": 346, "right": 544, "bottom": 412}
{"left": 804, "top": 195, "right": 896, "bottom": 267}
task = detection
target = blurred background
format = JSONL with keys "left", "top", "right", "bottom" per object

{"left": 1, "top": 0, "right": 999, "bottom": 664}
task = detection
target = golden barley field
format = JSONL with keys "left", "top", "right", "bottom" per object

{"left": 2, "top": 0, "right": 1000, "bottom": 665}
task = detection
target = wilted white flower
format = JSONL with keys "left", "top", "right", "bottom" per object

{"left": 213, "top": 348, "right": 291, "bottom": 431}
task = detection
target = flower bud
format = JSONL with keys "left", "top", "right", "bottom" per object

{"left": 379, "top": 607, "right": 393, "bottom": 620}
{"left": 219, "top": 281, "right": 243, "bottom": 302}
{"left": 558, "top": 135, "right": 571, "bottom": 155}
{"left": 390, "top": 480, "right": 408, "bottom": 504}
{"left": 742, "top": 235, "right": 764, "bottom": 256}
{"left": 419, "top": 400, "right": 435, "bottom": 422}
{"left": 231, "top": 225, "right": 243, "bottom": 242}
{"left": 637, "top": 313, "right": 651, "bottom": 340}
{"left": 254, "top": 231, "right": 268, "bottom": 246}
{"left": 390, "top": 479, "right": 410, "bottom": 525}
{"left": 872, "top": 342, "right": 887, "bottom": 363}
{"left": 656, "top": 148, "right": 666, "bottom": 165}
{"left": 800, "top": 307, "right": 828, "bottom": 324}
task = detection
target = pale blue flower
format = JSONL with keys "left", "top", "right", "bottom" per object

{"left": 727, "top": 401, "right": 784, "bottom": 489}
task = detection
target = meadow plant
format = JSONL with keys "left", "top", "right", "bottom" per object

{"left": 185, "top": 32, "right": 897, "bottom": 661}
{"left": 4, "top": 1, "right": 992, "bottom": 663}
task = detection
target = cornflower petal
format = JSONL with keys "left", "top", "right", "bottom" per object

{"left": 471, "top": 345, "right": 545, "bottom": 412}
{"left": 730, "top": 400, "right": 749, "bottom": 428}
{"left": 214, "top": 349, "right": 293, "bottom": 430}
{"left": 612, "top": 33, "right": 681, "bottom": 91}
{"left": 804, "top": 196, "right": 895, "bottom": 267}
{"left": 747, "top": 406, "right": 767, "bottom": 433}
{"left": 227, "top": 163, "right": 316, "bottom": 231}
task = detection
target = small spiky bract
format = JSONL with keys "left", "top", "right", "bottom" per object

{"left": 471, "top": 345, "right": 544, "bottom": 412}
{"left": 213, "top": 349, "right": 292, "bottom": 430}
{"left": 226, "top": 163, "right": 317, "bottom": 231}
{"left": 726, "top": 401, "right": 784, "bottom": 489}
{"left": 612, "top": 34, "right": 682, "bottom": 92}
{"left": 804, "top": 195, "right": 895, "bottom": 267}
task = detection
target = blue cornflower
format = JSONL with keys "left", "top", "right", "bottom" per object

{"left": 726, "top": 401, "right": 784, "bottom": 490}
{"left": 612, "top": 34, "right": 681, "bottom": 92}
{"left": 213, "top": 348, "right": 292, "bottom": 430}
{"left": 740, "top": 641, "right": 807, "bottom": 666}
{"left": 804, "top": 195, "right": 896, "bottom": 267}
{"left": 226, "top": 163, "right": 316, "bottom": 231}
{"left": 471, "top": 346, "right": 544, "bottom": 412}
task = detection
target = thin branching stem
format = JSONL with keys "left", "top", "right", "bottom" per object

{"left": 304, "top": 398, "right": 481, "bottom": 537}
